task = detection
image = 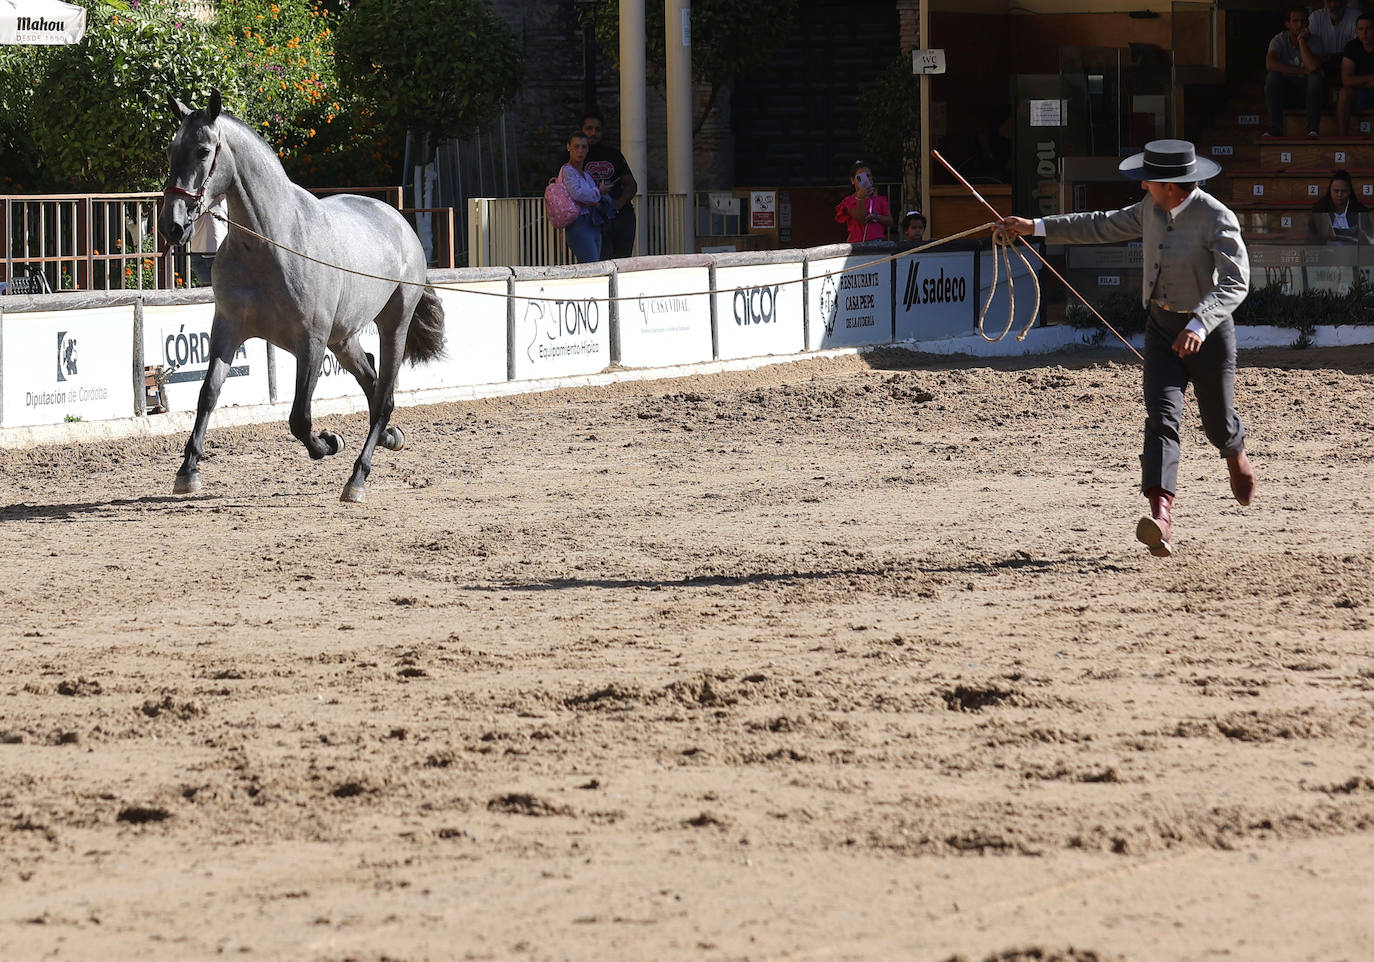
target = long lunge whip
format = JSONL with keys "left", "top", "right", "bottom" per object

{"left": 931, "top": 149, "right": 1144, "bottom": 362}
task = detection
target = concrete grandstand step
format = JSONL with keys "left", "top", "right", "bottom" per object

{"left": 1257, "top": 139, "right": 1374, "bottom": 170}
{"left": 1206, "top": 110, "right": 1374, "bottom": 139}
{"left": 1227, "top": 168, "right": 1374, "bottom": 206}
{"left": 1282, "top": 110, "right": 1374, "bottom": 138}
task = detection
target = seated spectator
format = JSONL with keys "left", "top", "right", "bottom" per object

{"left": 1309, "top": 0, "right": 1361, "bottom": 85}
{"left": 1339, "top": 14, "right": 1374, "bottom": 135}
{"left": 1265, "top": 5, "right": 1326, "bottom": 139}
{"left": 901, "top": 209, "right": 927, "bottom": 242}
{"left": 1308, "top": 169, "right": 1372, "bottom": 242}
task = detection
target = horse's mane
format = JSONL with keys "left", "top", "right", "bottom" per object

{"left": 208, "top": 108, "right": 291, "bottom": 179}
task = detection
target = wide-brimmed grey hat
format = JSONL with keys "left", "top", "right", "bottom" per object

{"left": 1118, "top": 139, "right": 1220, "bottom": 183}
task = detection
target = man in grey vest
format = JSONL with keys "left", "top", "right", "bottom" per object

{"left": 997, "top": 140, "right": 1256, "bottom": 558}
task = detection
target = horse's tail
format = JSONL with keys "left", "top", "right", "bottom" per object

{"left": 404, "top": 287, "right": 446, "bottom": 365}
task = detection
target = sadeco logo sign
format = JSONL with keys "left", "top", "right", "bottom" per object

{"left": 902, "top": 260, "right": 968, "bottom": 310}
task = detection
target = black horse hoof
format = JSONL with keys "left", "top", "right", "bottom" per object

{"left": 340, "top": 484, "right": 366, "bottom": 504}
{"left": 173, "top": 472, "right": 202, "bottom": 494}
{"left": 383, "top": 426, "right": 406, "bottom": 451}
{"left": 319, "top": 431, "right": 345, "bottom": 456}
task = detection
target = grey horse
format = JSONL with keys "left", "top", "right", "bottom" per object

{"left": 157, "top": 89, "right": 445, "bottom": 503}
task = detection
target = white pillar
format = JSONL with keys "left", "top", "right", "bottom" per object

{"left": 666, "top": 0, "right": 694, "bottom": 254}
{"left": 919, "top": 1, "right": 931, "bottom": 230}
{"left": 620, "top": 0, "right": 648, "bottom": 256}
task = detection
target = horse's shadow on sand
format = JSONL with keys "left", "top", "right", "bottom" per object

{"left": 465, "top": 555, "right": 1127, "bottom": 593}
{"left": 0, "top": 494, "right": 217, "bottom": 521}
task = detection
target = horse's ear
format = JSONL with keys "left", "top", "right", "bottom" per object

{"left": 168, "top": 94, "right": 192, "bottom": 122}
{"left": 207, "top": 88, "right": 222, "bottom": 123}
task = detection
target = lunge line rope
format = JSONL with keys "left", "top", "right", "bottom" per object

{"left": 205, "top": 209, "right": 1040, "bottom": 344}
{"left": 932, "top": 149, "right": 1144, "bottom": 361}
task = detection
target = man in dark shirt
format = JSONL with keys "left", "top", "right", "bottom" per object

{"left": 1338, "top": 14, "right": 1374, "bottom": 134}
{"left": 560, "top": 109, "right": 638, "bottom": 258}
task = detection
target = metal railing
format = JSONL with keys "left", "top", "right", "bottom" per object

{"left": 467, "top": 192, "right": 687, "bottom": 267}
{"left": 1, "top": 193, "right": 188, "bottom": 293}
{"left": 3, "top": 187, "right": 452, "bottom": 294}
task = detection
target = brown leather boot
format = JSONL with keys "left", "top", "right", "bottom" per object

{"left": 1135, "top": 487, "right": 1174, "bottom": 558}
{"left": 1226, "top": 451, "right": 1255, "bottom": 506}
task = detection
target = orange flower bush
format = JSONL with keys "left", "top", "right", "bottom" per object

{"left": 212, "top": 0, "right": 396, "bottom": 185}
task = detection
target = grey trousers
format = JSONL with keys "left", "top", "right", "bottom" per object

{"left": 1141, "top": 304, "right": 1246, "bottom": 496}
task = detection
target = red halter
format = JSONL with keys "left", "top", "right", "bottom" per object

{"left": 162, "top": 142, "right": 222, "bottom": 215}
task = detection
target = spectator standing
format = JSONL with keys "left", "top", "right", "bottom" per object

{"left": 1309, "top": 0, "right": 1361, "bottom": 83}
{"left": 834, "top": 161, "right": 892, "bottom": 242}
{"left": 558, "top": 131, "right": 612, "bottom": 264}
{"left": 1339, "top": 14, "right": 1374, "bottom": 135}
{"left": 1265, "top": 5, "right": 1326, "bottom": 139}
{"left": 566, "top": 109, "right": 639, "bottom": 258}
{"left": 189, "top": 197, "right": 228, "bottom": 287}
{"left": 996, "top": 140, "right": 1256, "bottom": 559}
{"left": 1307, "top": 168, "right": 1372, "bottom": 242}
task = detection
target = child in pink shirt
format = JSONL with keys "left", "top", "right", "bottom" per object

{"left": 835, "top": 161, "right": 892, "bottom": 242}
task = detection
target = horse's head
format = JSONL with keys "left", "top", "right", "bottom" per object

{"left": 158, "top": 89, "right": 228, "bottom": 247}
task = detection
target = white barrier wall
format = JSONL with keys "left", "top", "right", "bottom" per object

{"left": 0, "top": 242, "right": 1051, "bottom": 443}
{"left": 895, "top": 250, "right": 977, "bottom": 341}
{"left": 615, "top": 267, "right": 714, "bottom": 368}
{"left": 511, "top": 276, "right": 613, "bottom": 381}
{"left": 712, "top": 262, "right": 806, "bottom": 360}
{"left": 270, "top": 324, "right": 381, "bottom": 402}
{"left": 142, "top": 303, "right": 271, "bottom": 411}
{"left": 1, "top": 306, "right": 135, "bottom": 427}
{"left": 270, "top": 282, "right": 511, "bottom": 399}
{"left": 806, "top": 255, "right": 894, "bottom": 351}
{"left": 426, "top": 282, "right": 509, "bottom": 389}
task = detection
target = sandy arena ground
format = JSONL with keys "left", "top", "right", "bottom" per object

{"left": 1, "top": 343, "right": 1372, "bottom": 962}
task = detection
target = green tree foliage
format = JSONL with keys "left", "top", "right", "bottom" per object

{"left": 0, "top": 0, "right": 402, "bottom": 192}
{"left": 591, "top": 0, "right": 799, "bottom": 133}
{"left": 0, "top": 45, "right": 50, "bottom": 190}
{"left": 5, "top": 1, "right": 237, "bottom": 191}
{"left": 208, "top": 0, "right": 391, "bottom": 185}
{"left": 333, "top": 0, "right": 523, "bottom": 160}
{"left": 858, "top": 55, "right": 920, "bottom": 187}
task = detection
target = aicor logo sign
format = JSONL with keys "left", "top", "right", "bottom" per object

{"left": 733, "top": 284, "right": 779, "bottom": 325}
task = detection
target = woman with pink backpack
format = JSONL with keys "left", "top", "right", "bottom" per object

{"left": 546, "top": 130, "right": 614, "bottom": 263}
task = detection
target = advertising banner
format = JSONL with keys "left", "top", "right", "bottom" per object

{"left": 894, "top": 250, "right": 976, "bottom": 341}
{"left": 616, "top": 267, "right": 713, "bottom": 368}
{"left": 806, "top": 255, "right": 893, "bottom": 350}
{"left": 1, "top": 306, "right": 134, "bottom": 427}
{"left": 271, "top": 324, "right": 381, "bottom": 402}
{"left": 713, "top": 263, "right": 805, "bottom": 360}
{"left": 422, "top": 281, "right": 509, "bottom": 389}
{"left": 142, "top": 303, "right": 270, "bottom": 412}
{"left": 511, "top": 276, "right": 612, "bottom": 381}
